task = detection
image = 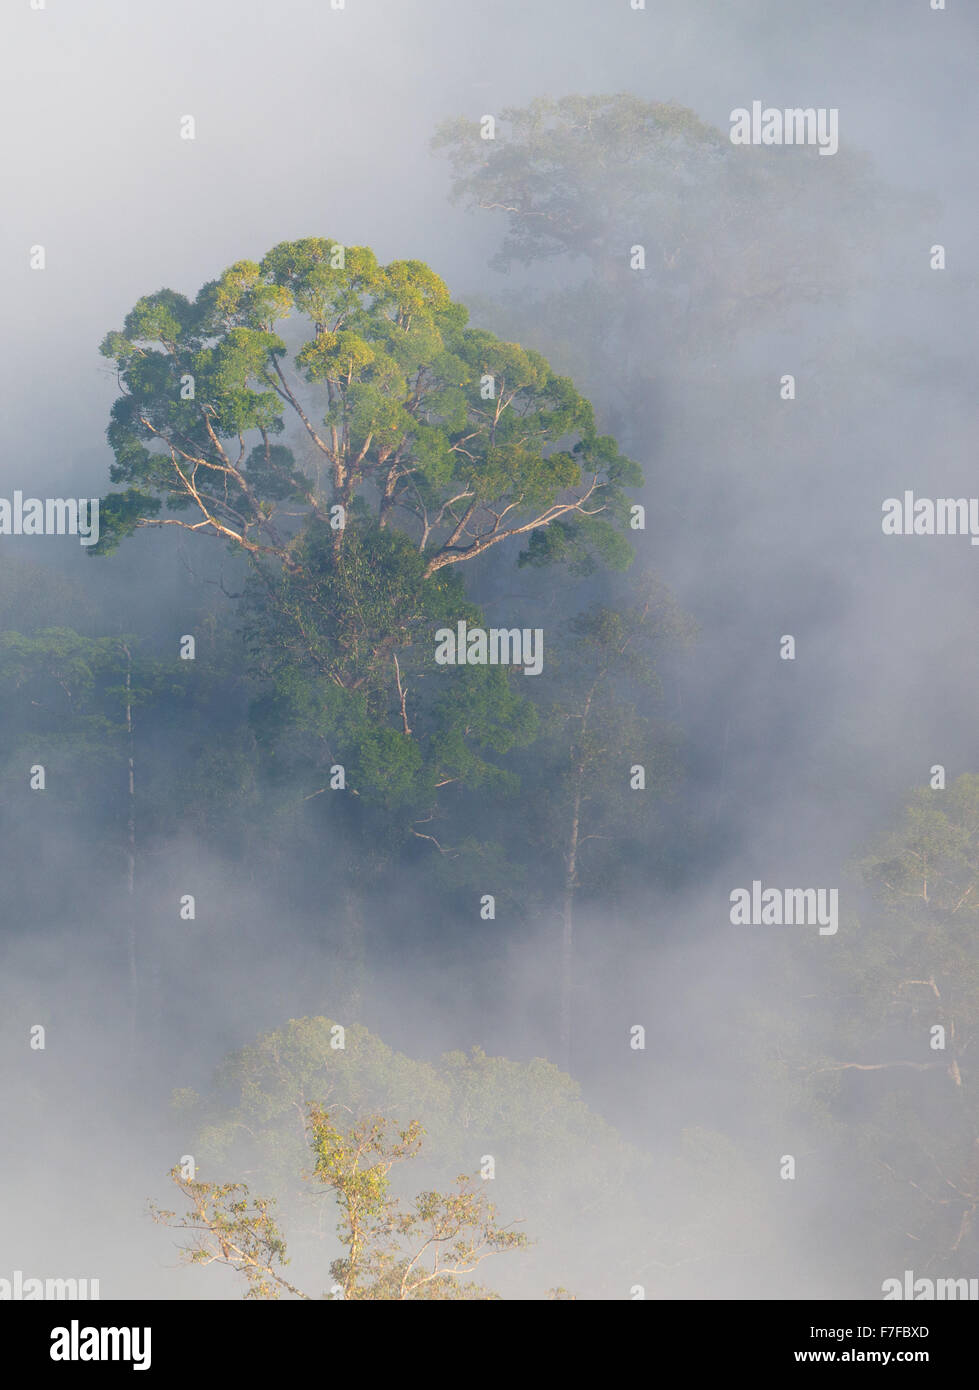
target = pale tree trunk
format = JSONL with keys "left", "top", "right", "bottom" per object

{"left": 559, "top": 686, "right": 595, "bottom": 1072}
{"left": 122, "top": 643, "right": 138, "bottom": 1042}
{"left": 560, "top": 771, "right": 584, "bottom": 1072}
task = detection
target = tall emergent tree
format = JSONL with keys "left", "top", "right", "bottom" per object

{"left": 97, "top": 238, "right": 637, "bottom": 579}
{"left": 96, "top": 239, "right": 640, "bottom": 842}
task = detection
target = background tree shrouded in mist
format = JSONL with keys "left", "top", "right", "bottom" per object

{"left": 432, "top": 93, "right": 925, "bottom": 396}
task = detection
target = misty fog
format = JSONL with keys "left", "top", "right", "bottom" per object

{"left": 2, "top": 0, "right": 977, "bottom": 1303}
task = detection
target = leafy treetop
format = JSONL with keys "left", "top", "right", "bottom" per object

{"left": 97, "top": 238, "right": 640, "bottom": 578}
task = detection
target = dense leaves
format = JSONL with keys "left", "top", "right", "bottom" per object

{"left": 97, "top": 238, "right": 640, "bottom": 576}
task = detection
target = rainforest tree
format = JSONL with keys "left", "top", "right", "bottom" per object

{"left": 95, "top": 239, "right": 640, "bottom": 842}
{"left": 153, "top": 1105, "right": 529, "bottom": 1300}
{"left": 96, "top": 238, "right": 638, "bottom": 580}
{"left": 433, "top": 93, "right": 919, "bottom": 362}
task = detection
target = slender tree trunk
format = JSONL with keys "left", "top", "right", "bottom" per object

{"left": 122, "top": 644, "right": 138, "bottom": 1041}
{"left": 560, "top": 686, "right": 595, "bottom": 1071}
{"left": 560, "top": 772, "right": 584, "bottom": 1072}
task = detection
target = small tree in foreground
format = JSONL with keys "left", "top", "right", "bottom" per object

{"left": 151, "top": 1107, "right": 530, "bottom": 1299}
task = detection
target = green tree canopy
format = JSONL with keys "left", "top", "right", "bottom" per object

{"left": 97, "top": 238, "right": 639, "bottom": 577}
{"left": 173, "top": 1015, "right": 772, "bottom": 1297}
{"left": 153, "top": 1107, "right": 529, "bottom": 1300}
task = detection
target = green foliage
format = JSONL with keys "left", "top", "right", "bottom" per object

{"left": 751, "top": 776, "right": 979, "bottom": 1278}
{"left": 181, "top": 1018, "right": 649, "bottom": 1290}
{"left": 96, "top": 240, "right": 643, "bottom": 857}
{"left": 0, "top": 629, "right": 134, "bottom": 806}
{"left": 153, "top": 1106, "right": 529, "bottom": 1299}
{"left": 98, "top": 237, "right": 640, "bottom": 576}
{"left": 173, "top": 1015, "right": 777, "bottom": 1297}
{"left": 242, "top": 517, "right": 539, "bottom": 838}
